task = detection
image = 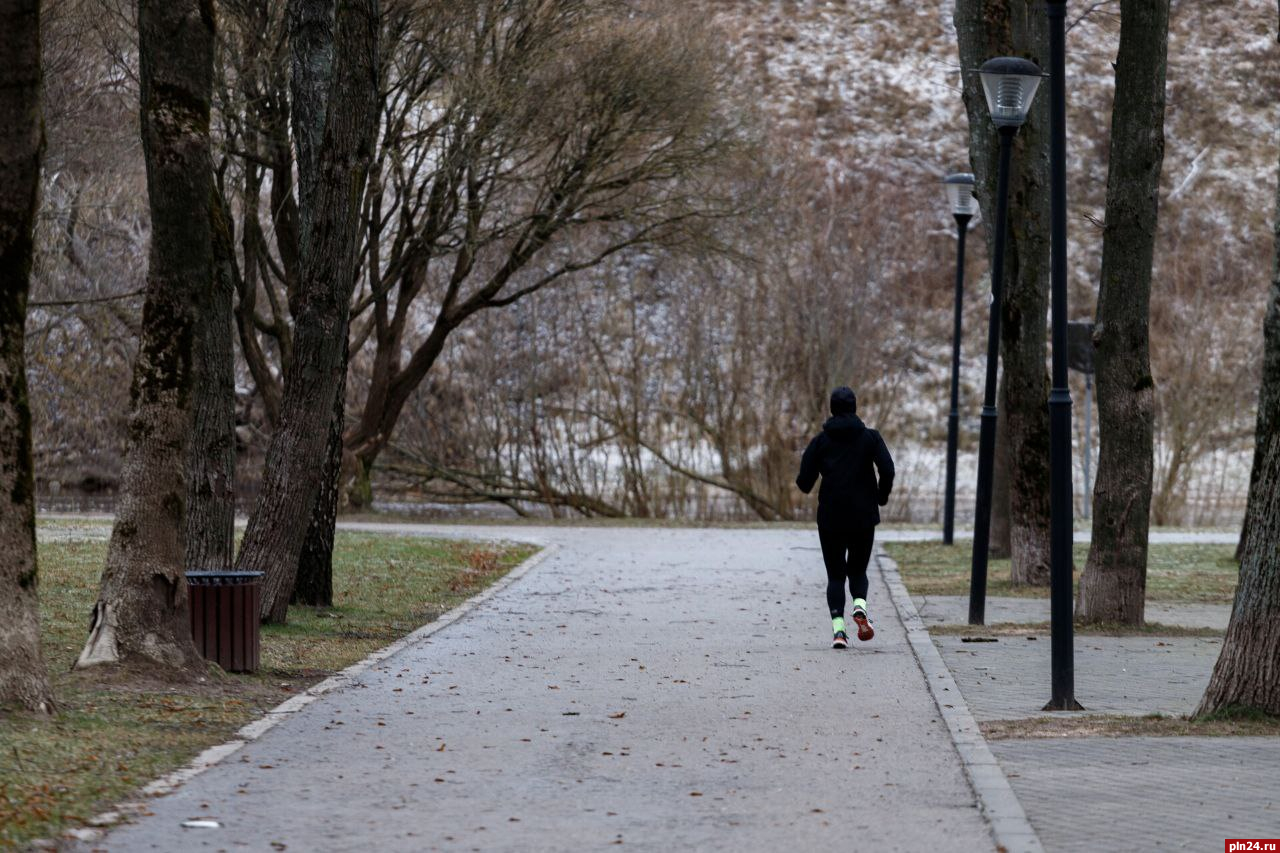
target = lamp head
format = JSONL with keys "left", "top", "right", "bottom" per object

{"left": 943, "top": 172, "right": 977, "bottom": 218}
{"left": 979, "top": 57, "right": 1044, "bottom": 129}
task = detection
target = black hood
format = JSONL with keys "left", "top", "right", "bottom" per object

{"left": 829, "top": 386, "right": 857, "bottom": 415}
{"left": 822, "top": 412, "right": 866, "bottom": 441}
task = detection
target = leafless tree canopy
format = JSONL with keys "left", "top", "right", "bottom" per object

{"left": 20, "top": 0, "right": 1278, "bottom": 530}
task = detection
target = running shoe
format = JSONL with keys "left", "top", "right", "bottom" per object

{"left": 831, "top": 630, "right": 849, "bottom": 649}
{"left": 851, "top": 606, "right": 874, "bottom": 642}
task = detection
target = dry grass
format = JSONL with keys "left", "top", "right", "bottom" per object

{"left": 982, "top": 711, "right": 1280, "bottom": 741}
{"left": 928, "top": 621, "right": 1224, "bottom": 638}
{"left": 0, "top": 531, "right": 536, "bottom": 848}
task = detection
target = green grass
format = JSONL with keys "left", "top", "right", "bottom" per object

{"left": 884, "top": 541, "right": 1240, "bottom": 602}
{"left": 0, "top": 530, "right": 536, "bottom": 848}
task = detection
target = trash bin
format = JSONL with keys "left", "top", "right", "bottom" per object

{"left": 186, "top": 571, "right": 263, "bottom": 673}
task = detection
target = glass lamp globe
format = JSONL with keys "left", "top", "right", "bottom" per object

{"left": 943, "top": 172, "right": 977, "bottom": 218}
{"left": 979, "top": 57, "right": 1044, "bottom": 128}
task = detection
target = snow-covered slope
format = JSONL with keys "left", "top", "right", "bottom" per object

{"left": 714, "top": 0, "right": 1279, "bottom": 265}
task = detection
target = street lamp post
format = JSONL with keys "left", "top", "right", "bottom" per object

{"left": 942, "top": 173, "right": 977, "bottom": 547}
{"left": 1045, "top": 0, "right": 1083, "bottom": 710}
{"left": 968, "top": 57, "right": 1043, "bottom": 626}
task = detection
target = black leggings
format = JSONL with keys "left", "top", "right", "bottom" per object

{"left": 818, "top": 523, "right": 875, "bottom": 618}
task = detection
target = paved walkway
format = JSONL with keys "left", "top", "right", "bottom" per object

{"left": 991, "top": 737, "right": 1280, "bottom": 851}
{"left": 899, "top": 588, "right": 1280, "bottom": 851}
{"left": 936, "top": 633, "right": 1223, "bottom": 719}
{"left": 82, "top": 527, "right": 995, "bottom": 852}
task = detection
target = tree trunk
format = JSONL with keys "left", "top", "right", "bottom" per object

{"left": 954, "top": 0, "right": 1051, "bottom": 585}
{"left": 1196, "top": 437, "right": 1280, "bottom": 716}
{"left": 990, "top": 371, "right": 1012, "bottom": 558}
{"left": 234, "top": 0, "right": 378, "bottom": 624}
{"left": 76, "top": 0, "right": 213, "bottom": 672}
{"left": 293, "top": 339, "right": 348, "bottom": 607}
{"left": 184, "top": 189, "right": 238, "bottom": 572}
{"left": 1076, "top": 0, "right": 1170, "bottom": 624}
{"left": 1238, "top": 157, "right": 1280, "bottom": 561}
{"left": 1198, "top": 121, "right": 1280, "bottom": 714}
{"left": 0, "top": 0, "right": 54, "bottom": 713}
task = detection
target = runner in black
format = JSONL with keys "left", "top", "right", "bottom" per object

{"left": 796, "top": 387, "right": 895, "bottom": 648}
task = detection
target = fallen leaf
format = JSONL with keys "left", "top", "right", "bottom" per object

{"left": 608, "top": 712, "right": 626, "bottom": 719}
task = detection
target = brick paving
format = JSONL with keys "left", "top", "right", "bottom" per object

{"left": 990, "top": 737, "right": 1280, "bottom": 851}
{"left": 905, "top": 590, "right": 1280, "bottom": 852}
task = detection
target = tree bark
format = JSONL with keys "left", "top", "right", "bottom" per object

{"left": 234, "top": 0, "right": 378, "bottom": 623}
{"left": 1077, "top": 0, "right": 1170, "bottom": 624}
{"left": 1196, "top": 437, "right": 1280, "bottom": 716}
{"left": 0, "top": 0, "right": 55, "bottom": 713}
{"left": 954, "top": 0, "right": 1051, "bottom": 584}
{"left": 1238, "top": 150, "right": 1280, "bottom": 561}
{"left": 184, "top": 188, "right": 238, "bottom": 572}
{"left": 76, "top": 0, "right": 213, "bottom": 671}
{"left": 1195, "top": 38, "right": 1280, "bottom": 713}
{"left": 293, "top": 338, "right": 348, "bottom": 607}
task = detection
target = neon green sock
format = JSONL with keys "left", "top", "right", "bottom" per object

{"left": 852, "top": 598, "right": 867, "bottom": 612}
{"left": 832, "top": 616, "right": 846, "bottom": 633}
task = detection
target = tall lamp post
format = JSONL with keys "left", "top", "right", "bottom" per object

{"left": 942, "top": 173, "right": 977, "bottom": 546}
{"left": 1045, "top": 0, "right": 1082, "bottom": 710}
{"left": 967, "top": 57, "right": 1043, "bottom": 626}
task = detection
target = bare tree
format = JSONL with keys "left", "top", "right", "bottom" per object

{"left": 233, "top": 0, "right": 379, "bottom": 623}
{"left": 954, "top": 0, "right": 1053, "bottom": 585}
{"left": 1076, "top": 0, "right": 1171, "bottom": 624}
{"left": 339, "top": 0, "right": 746, "bottom": 493}
{"left": 383, "top": 163, "right": 937, "bottom": 523}
{"left": 77, "top": 0, "right": 213, "bottom": 670}
{"left": 1237, "top": 20, "right": 1280, "bottom": 558}
{"left": 0, "top": 0, "right": 55, "bottom": 713}
{"left": 26, "top": 0, "right": 145, "bottom": 500}
{"left": 211, "top": 0, "right": 745, "bottom": 601}
{"left": 184, "top": 188, "right": 238, "bottom": 571}
{"left": 1197, "top": 38, "right": 1280, "bottom": 712}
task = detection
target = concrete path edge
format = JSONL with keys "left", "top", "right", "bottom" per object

{"left": 876, "top": 547, "right": 1045, "bottom": 853}
{"left": 69, "top": 538, "right": 556, "bottom": 843}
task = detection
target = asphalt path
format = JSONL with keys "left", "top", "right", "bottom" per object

{"left": 84, "top": 526, "right": 1000, "bottom": 852}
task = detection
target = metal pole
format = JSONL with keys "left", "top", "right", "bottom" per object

{"left": 1083, "top": 374, "right": 1092, "bottom": 519}
{"left": 1045, "top": 0, "right": 1082, "bottom": 710}
{"left": 968, "top": 126, "right": 1015, "bottom": 626}
{"left": 944, "top": 214, "right": 971, "bottom": 546}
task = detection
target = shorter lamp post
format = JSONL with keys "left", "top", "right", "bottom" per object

{"left": 968, "top": 57, "right": 1043, "bottom": 626}
{"left": 942, "top": 173, "right": 977, "bottom": 546}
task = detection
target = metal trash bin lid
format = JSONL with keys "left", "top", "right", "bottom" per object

{"left": 185, "top": 571, "right": 265, "bottom": 585}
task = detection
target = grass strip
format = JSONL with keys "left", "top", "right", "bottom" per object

{"left": 884, "top": 541, "right": 1239, "bottom": 603}
{"left": 0, "top": 530, "right": 536, "bottom": 848}
{"left": 981, "top": 711, "right": 1280, "bottom": 740}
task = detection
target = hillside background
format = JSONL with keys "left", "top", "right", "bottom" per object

{"left": 27, "top": 0, "right": 1280, "bottom": 526}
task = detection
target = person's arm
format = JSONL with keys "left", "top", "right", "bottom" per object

{"left": 873, "top": 432, "right": 895, "bottom": 506}
{"left": 796, "top": 435, "right": 823, "bottom": 494}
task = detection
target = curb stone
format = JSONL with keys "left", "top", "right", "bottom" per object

{"left": 67, "top": 538, "right": 556, "bottom": 844}
{"left": 877, "top": 547, "right": 1045, "bottom": 853}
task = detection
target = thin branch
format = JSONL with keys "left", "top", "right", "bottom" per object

{"left": 30, "top": 288, "right": 146, "bottom": 308}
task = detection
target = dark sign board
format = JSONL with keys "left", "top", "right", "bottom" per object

{"left": 1067, "top": 321, "right": 1095, "bottom": 375}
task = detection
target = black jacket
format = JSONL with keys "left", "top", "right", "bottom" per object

{"left": 796, "top": 413, "right": 895, "bottom": 526}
